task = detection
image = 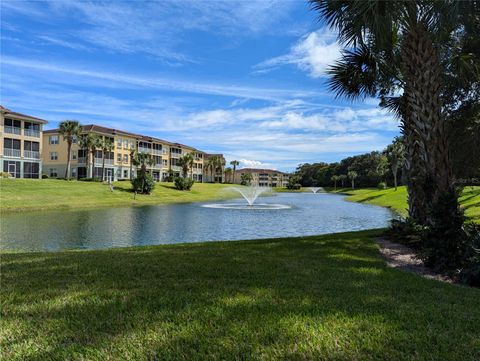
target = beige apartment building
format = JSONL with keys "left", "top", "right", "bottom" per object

{"left": 1, "top": 106, "right": 48, "bottom": 179}
{"left": 234, "top": 168, "right": 290, "bottom": 187}
{"left": 42, "top": 124, "right": 208, "bottom": 182}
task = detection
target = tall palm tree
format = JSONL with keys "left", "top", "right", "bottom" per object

{"left": 178, "top": 153, "right": 194, "bottom": 178}
{"left": 89, "top": 135, "right": 102, "bottom": 179}
{"left": 384, "top": 137, "right": 405, "bottom": 191}
{"left": 224, "top": 167, "right": 233, "bottom": 183}
{"left": 230, "top": 160, "right": 239, "bottom": 183}
{"left": 129, "top": 148, "right": 138, "bottom": 180}
{"left": 133, "top": 152, "right": 155, "bottom": 174}
{"left": 100, "top": 138, "right": 114, "bottom": 182}
{"left": 78, "top": 133, "right": 93, "bottom": 178}
{"left": 310, "top": 0, "right": 479, "bottom": 228}
{"left": 331, "top": 175, "right": 339, "bottom": 191}
{"left": 58, "top": 120, "right": 81, "bottom": 179}
{"left": 347, "top": 170, "right": 358, "bottom": 190}
{"left": 205, "top": 156, "right": 217, "bottom": 183}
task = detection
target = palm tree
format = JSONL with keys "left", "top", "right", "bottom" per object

{"left": 310, "top": 0, "right": 478, "bottom": 227}
{"left": 385, "top": 137, "right": 405, "bottom": 191}
{"left": 100, "top": 138, "right": 114, "bottom": 182}
{"left": 129, "top": 148, "right": 138, "bottom": 180}
{"left": 338, "top": 174, "right": 347, "bottom": 187}
{"left": 230, "top": 160, "right": 239, "bottom": 183}
{"left": 224, "top": 167, "right": 233, "bottom": 183}
{"left": 133, "top": 152, "right": 155, "bottom": 174}
{"left": 89, "top": 135, "right": 102, "bottom": 179}
{"left": 376, "top": 155, "right": 389, "bottom": 188}
{"left": 178, "top": 153, "right": 194, "bottom": 178}
{"left": 331, "top": 175, "right": 339, "bottom": 191}
{"left": 206, "top": 156, "right": 219, "bottom": 183}
{"left": 58, "top": 120, "right": 81, "bottom": 179}
{"left": 347, "top": 170, "right": 358, "bottom": 190}
{"left": 78, "top": 133, "right": 94, "bottom": 178}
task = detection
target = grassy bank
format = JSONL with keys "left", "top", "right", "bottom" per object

{"left": 2, "top": 230, "right": 479, "bottom": 360}
{"left": 327, "top": 186, "right": 480, "bottom": 222}
{"left": 0, "top": 179, "right": 237, "bottom": 213}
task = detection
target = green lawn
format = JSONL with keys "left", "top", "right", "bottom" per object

{"left": 0, "top": 179, "right": 238, "bottom": 213}
{"left": 2, "top": 230, "right": 479, "bottom": 360}
{"left": 327, "top": 186, "right": 480, "bottom": 222}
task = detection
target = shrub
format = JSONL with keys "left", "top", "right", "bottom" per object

{"left": 79, "top": 178, "right": 101, "bottom": 182}
{"left": 42, "top": 174, "right": 49, "bottom": 179}
{"left": 132, "top": 172, "right": 155, "bottom": 194}
{"left": 0, "top": 171, "right": 12, "bottom": 178}
{"left": 287, "top": 183, "right": 302, "bottom": 190}
{"left": 377, "top": 182, "right": 387, "bottom": 189}
{"left": 174, "top": 177, "right": 194, "bottom": 191}
{"left": 459, "top": 223, "right": 480, "bottom": 287}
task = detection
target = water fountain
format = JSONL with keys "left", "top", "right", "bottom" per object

{"left": 202, "top": 186, "right": 291, "bottom": 210}
{"left": 308, "top": 187, "right": 323, "bottom": 194}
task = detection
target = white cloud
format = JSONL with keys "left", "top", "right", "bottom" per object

{"left": 239, "top": 159, "right": 272, "bottom": 169}
{"left": 254, "top": 29, "right": 341, "bottom": 78}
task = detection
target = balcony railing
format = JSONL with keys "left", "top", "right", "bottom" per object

{"left": 170, "top": 165, "right": 181, "bottom": 171}
{"left": 152, "top": 149, "right": 162, "bottom": 155}
{"left": 138, "top": 147, "right": 151, "bottom": 153}
{"left": 94, "top": 157, "right": 103, "bottom": 164}
{"left": 4, "top": 126, "right": 21, "bottom": 135}
{"left": 24, "top": 150, "right": 40, "bottom": 159}
{"left": 78, "top": 157, "right": 86, "bottom": 164}
{"left": 104, "top": 159, "right": 114, "bottom": 165}
{"left": 4, "top": 148, "right": 21, "bottom": 157}
{"left": 170, "top": 153, "right": 181, "bottom": 158}
{"left": 24, "top": 129, "right": 40, "bottom": 137}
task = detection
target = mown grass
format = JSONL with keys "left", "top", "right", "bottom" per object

{"left": 0, "top": 179, "right": 237, "bottom": 213}
{"left": 327, "top": 186, "right": 480, "bottom": 222}
{"left": 2, "top": 230, "right": 480, "bottom": 360}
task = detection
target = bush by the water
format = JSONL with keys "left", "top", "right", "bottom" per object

{"left": 377, "top": 182, "right": 387, "bottom": 189}
{"left": 132, "top": 172, "right": 155, "bottom": 194}
{"left": 174, "top": 177, "right": 194, "bottom": 191}
{"left": 386, "top": 215, "right": 480, "bottom": 287}
{"left": 79, "top": 177, "right": 102, "bottom": 182}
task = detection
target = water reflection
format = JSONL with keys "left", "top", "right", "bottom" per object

{"left": 1, "top": 193, "right": 395, "bottom": 252}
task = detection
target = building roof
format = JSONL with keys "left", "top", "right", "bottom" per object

{"left": 1, "top": 105, "right": 48, "bottom": 124}
{"left": 44, "top": 123, "right": 203, "bottom": 152}
{"left": 235, "top": 168, "right": 289, "bottom": 175}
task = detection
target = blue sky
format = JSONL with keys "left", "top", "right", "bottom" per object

{"left": 0, "top": 0, "right": 399, "bottom": 171}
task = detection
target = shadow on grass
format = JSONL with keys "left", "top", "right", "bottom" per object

{"left": 2, "top": 231, "right": 480, "bottom": 360}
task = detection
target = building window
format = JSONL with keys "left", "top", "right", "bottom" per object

{"left": 49, "top": 168, "right": 58, "bottom": 177}
{"left": 50, "top": 152, "right": 58, "bottom": 161}
{"left": 123, "top": 140, "right": 129, "bottom": 149}
{"left": 123, "top": 154, "right": 128, "bottom": 163}
{"left": 72, "top": 135, "right": 77, "bottom": 144}
{"left": 123, "top": 170, "right": 128, "bottom": 178}
{"left": 4, "top": 138, "right": 21, "bottom": 157}
{"left": 116, "top": 169, "right": 122, "bottom": 177}
{"left": 72, "top": 151, "right": 77, "bottom": 160}
{"left": 3, "top": 161, "right": 21, "bottom": 178}
{"left": 117, "top": 153, "right": 122, "bottom": 162}
{"left": 49, "top": 135, "right": 59, "bottom": 145}
{"left": 71, "top": 168, "right": 77, "bottom": 179}
{"left": 163, "top": 159, "right": 168, "bottom": 167}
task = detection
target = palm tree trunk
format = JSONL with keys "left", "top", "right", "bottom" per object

{"left": 85, "top": 150, "right": 90, "bottom": 179}
{"left": 102, "top": 151, "right": 106, "bottom": 182}
{"left": 401, "top": 23, "right": 459, "bottom": 228}
{"left": 65, "top": 142, "right": 72, "bottom": 179}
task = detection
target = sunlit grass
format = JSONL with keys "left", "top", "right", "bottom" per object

{"left": 2, "top": 230, "right": 479, "bottom": 360}
{"left": 0, "top": 179, "right": 238, "bottom": 213}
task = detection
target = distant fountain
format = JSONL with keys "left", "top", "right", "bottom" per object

{"left": 202, "top": 186, "right": 291, "bottom": 210}
{"left": 308, "top": 187, "right": 323, "bottom": 194}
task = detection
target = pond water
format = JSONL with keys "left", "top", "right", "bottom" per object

{"left": 1, "top": 192, "right": 395, "bottom": 252}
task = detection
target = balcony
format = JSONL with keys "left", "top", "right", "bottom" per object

{"left": 104, "top": 159, "right": 114, "bottom": 165}
{"left": 138, "top": 147, "right": 151, "bottom": 154}
{"left": 170, "top": 165, "right": 181, "bottom": 171}
{"left": 4, "top": 148, "right": 21, "bottom": 157}
{"left": 24, "top": 150, "right": 40, "bottom": 159}
{"left": 78, "top": 157, "right": 86, "bottom": 164}
{"left": 4, "top": 126, "right": 21, "bottom": 135}
{"left": 94, "top": 157, "right": 103, "bottom": 164}
{"left": 24, "top": 129, "right": 40, "bottom": 137}
{"left": 170, "top": 153, "right": 181, "bottom": 158}
{"left": 152, "top": 149, "right": 162, "bottom": 155}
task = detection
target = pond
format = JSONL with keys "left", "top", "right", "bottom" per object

{"left": 1, "top": 192, "right": 395, "bottom": 252}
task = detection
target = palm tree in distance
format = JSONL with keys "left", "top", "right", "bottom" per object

{"left": 78, "top": 133, "right": 94, "bottom": 178}
{"left": 100, "top": 138, "right": 114, "bottom": 182}
{"left": 331, "top": 175, "right": 339, "bottom": 191}
{"left": 347, "top": 170, "right": 358, "bottom": 190}
{"left": 129, "top": 147, "right": 138, "bottom": 180}
{"left": 89, "top": 135, "right": 102, "bottom": 179}
{"left": 230, "top": 160, "right": 239, "bottom": 183}
{"left": 178, "top": 153, "right": 194, "bottom": 178}
{"left": 58, "top": 120, "right": 81, "bottom": 179}
{"left": 384, "top": 137, "right": 405, "bottom": 191}
{"left": 309, "top": 0, "right": 479, "bottom": 228}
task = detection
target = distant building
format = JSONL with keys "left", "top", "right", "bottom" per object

{"left": 234, "top": 168, "right": 290, "bottom": 187}
{"left": 204, "top": 153, "right": 226, "bottom": 183}
{"left": 1, "top": 105, "right": 48, "bottom": 179}
{"left": 43, "top": 124, "right": 206, "bottom": 182}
